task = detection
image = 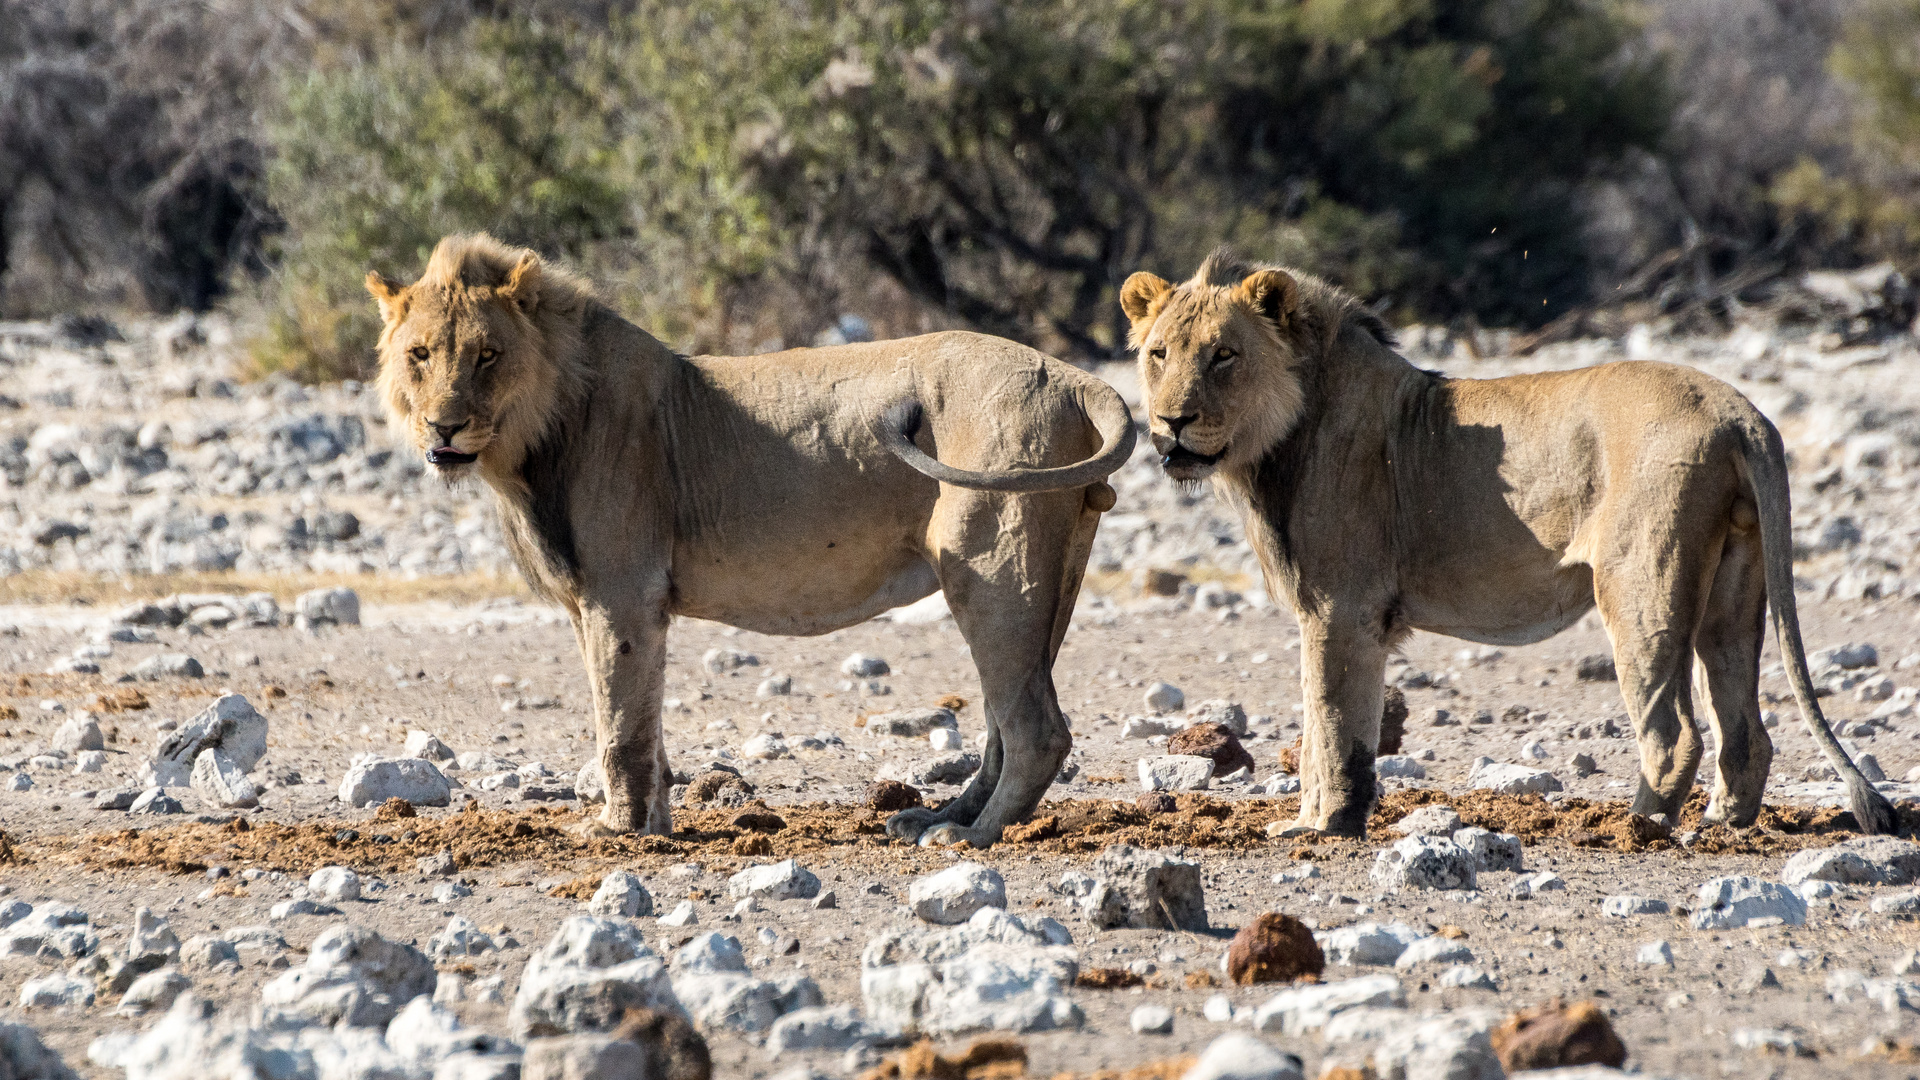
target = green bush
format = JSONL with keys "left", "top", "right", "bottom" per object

{"left": 259, "top": 0, "right": 1666, "bottom": 378}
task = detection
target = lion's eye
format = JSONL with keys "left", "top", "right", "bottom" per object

{"left": 409, "top": 346, "right": 429, "bottom": 362}
{"left": 477, "top": 348, "right": 498, "bottom": 367}
{"left": 1212, "top": 347, "right": 1236, "bottom": 368}
{"left": 1147, "top": 347, "right": 1166, "bottom": 361}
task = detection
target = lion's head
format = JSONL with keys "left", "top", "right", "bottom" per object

{"left": 367, "top": 234, "right": 587, "bottom": 474}
{"left": 1121, "top": 250, "right": 1381, "bottom": 482}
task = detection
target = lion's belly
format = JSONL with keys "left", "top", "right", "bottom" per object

{"left": 668, "top": 536, "right": 938, "bottom": 636}
{"left": 1400, "top": 559, "right": 1596, "bottom": 647}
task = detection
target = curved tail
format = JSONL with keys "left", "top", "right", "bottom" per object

{"left": 1743, "top": 421, "right": 1899, "bottom": 834}
{"left": 877, "top": 379, "right": 1138, "bottom": 494}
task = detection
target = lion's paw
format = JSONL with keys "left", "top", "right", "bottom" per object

{"left": 885, "top": 807, "right": 941, "bottom": 842}
{"left": 576, "top": 817, "right": 631, "bottom": 838}
{"left": 917, "top": 822, "right": 980, "bottom": 848}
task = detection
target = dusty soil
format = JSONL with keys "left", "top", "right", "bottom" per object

{"left": 4, "top": 586, "right": 1920, "bottom": 1079}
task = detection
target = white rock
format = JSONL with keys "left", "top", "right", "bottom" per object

{"left": 1603, "top": 895, "right": 1670, "bottom": 918}
{"left": 258, "top": 924, "right": 436, "bottom": 1027}
{"left": 729, "top": 859, "right": 820, "bottom": 901}
{"left": 1143, "top": 682, "right": 1185, "bottom": 713}
{"left": 522, "top": 1034, "right": 647, "bottom": 1080}
{"left": 1203, "top": 995, "right": 1236, "bottom": 1023}
{"left": 1508, "top": 871, "right": 1566, "bottom": 899}
{"left": 587, "top": 871, "right": 654, "bottom": 918}
{"left": 51, "top": 715, "right": 103, "bottom": 754}
{"left": 1438, "top": 966, "right": 1497, "bottom": 990}
{"left": 1187, "top": 700, "right": 1249, "bottom": 735}
{"left": 1691, "top": 876, "right": 1807, "bottom": 930}
{"left": 0, "top": 1018, "right": 79, "bottom": 1080}
{"left": 860, "top": 909, "right": 1083, "bottom": 1036}
{"left": 19, "top": 973, "right": 94, "bottom": 1008}
{"left": 575, "top": 758, "right": 605, "bottom": 805}
{"left": 308, "top": 866, "right": 361, "bottom": 903}
{"left": 909, "top": 862, "right": 1007, "bottom": 925}
{"left": 72, "top": 751, "right": 106, "bottom": 774}
{"left": 179, "top": 936, "right": 240, "bottom": 972}
{"left": 1370, "top": 836, "right": 1477, "bottom": 892}
{"left": 1781, "top": 836, "right": 1920, "bottom": 886}
{"left": 742, "top": 733, "right": 791, "bottom": 760}
{"left": 1374, "top": 756, "right": 1427, "bottom": 779}
{"left": 130, "top": 654, "right": 203, "bottom": 679}
{"left": 1138, "top": 754, "right": 1214, "bottom": 792}
{"left": 765, "top": 1004, "right": 873, "bottom": 1057}
{"left": 5, "top": 773, "right": 31, "bottom": 791}
{"left": 1466, "top": 759, "right": 1563, "bottom": 795}
{"left": 865, "top": 708, "right": 957, "bottom": 737}
{"left": 1390, "top": 803, "right": 1459, "bottom": 837}
{"left": 127, "top": 907, "right": 180, "bottom": 965}
{"left": 1371, "top": 1010, "right": 1504, "bottom": 1080}
{"left": 296, "top": 586, "right": 360, "bottom": 627}
{"left": 1079, "top": 844, "right": 1208, "bottom": 931}
{"left": 189, "top": 749, "right": 258, "bottom": 809}
{"left": 117, "top": 968, "right": 191, "bottom": 1017}
{"left": 0, "top": 903, "right": 98, "bottom": 959}
{"left": 507, "top": 916, "right": 679, "bottom": 1037}
{"left": 1394, "top": 935, "right": 1473, "bottom": 969}
{"left": 1179, "top": 1033, "right": 1304, "bottom": 1080}
{"left": 1122, "top": 717, "right": 1180, "bottom": 740}
{"left": 268, "top": 898, "right": 341, "bottom": 921}
{"left": 702, "top": 647, "right": 760, "bottom": 673}
{"left": 657, "top": 901, "right": 698, "bottom": 927}
{"left": 1130, "top": 1004, "right": 1174, "bottom": 1035}
{"left": 1812, "top": 642, "right": 1878, "bottom": 669}
{"left": 840, "top": 653, "right": 889, "bottom": 678}
{"left": 1249, "top": 974, "right": 1404, "bottom": 1035}
{"left": 404, "top": 730, "right": 456, "bottom": 762}
{"left": 1322, "top": 923, "right": 1421, "bottom": 966}
{"left": 1450, "top": 828, "right": 1524, "bottom": 873}
{"left": 147, "top": 694, "right": 267, "bottom": 787}
{"left": 929, "top": 728, "right": 963, "bottom": 751}
{"left": 1731, "top": 1028, "right": 1812, "bottom": 1057}
{"left": 338, "top": 757, "right": 452, "bottom": 807}
{"left": 428, "top": 917, "right": 500, "bottom": 960}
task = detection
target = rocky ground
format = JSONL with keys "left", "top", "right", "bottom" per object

{"left": 2, "top": 314, "right": 1920, "bottom": 1080}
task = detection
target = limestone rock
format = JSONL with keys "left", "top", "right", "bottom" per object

{"left": 508, "top": 917, "right": 682, "bottom": 1037}
{"left": 189, "top": 749, "right": 258, "bottom": 809}
{"left": 1370, "top": 836, "right": 1477, "bottom": 892}
{"left": 587, "top": 871, "right": 654, "bottom": 918}
{"left": 909, "top": 862, "right": 1007, "bottom": 925}
{"left": 1166, "top": 722, "right": 1255, "bottom": 777}
{"left": 338, "top": 756, "right": 452, "bottom": 808}
{"left": 1249, "top": 974, "right": 1405, "bottom": 1036}
{"left": 258, "top": 924, "right": 436, "bottom": 1027}
{"left": 1080, "top": 844, "right": 1208, "bottom": 931}
{"left": 865, "top": 708, "right": 957, "bottom": 738}
{"left": 148, "top": 694, "right": 266, "bottom": 787}
{"left": 1137, "top": 755, "right": 1214, "bottom": 792}
{"left": 1690, "top": 876, "right": 1807, "bottom": 930}
{"left": 727, "top": 859, "right": 820, "bottom": 901}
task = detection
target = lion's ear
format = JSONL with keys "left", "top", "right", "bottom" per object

{"left": 365, "top": 271, "right": 409, "bottom": 324}
{"left": 500, "top": 252, "right": 543, "bottom": 316}
{"left": 1120, "top": 272, "right": 1172, "bottom": 324}
{"left": 1235, "top": 269, "right": 1297, "bottom": 330}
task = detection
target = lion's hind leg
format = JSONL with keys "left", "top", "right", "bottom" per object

{"left": 1695, "top": 526, "right": 1772, "bottom": 827}
{"left": 1595, "top": 532, "right": 1715, "bottom": 823}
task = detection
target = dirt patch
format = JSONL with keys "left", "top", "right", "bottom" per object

{"left": 1368, "top": 788, "right": 1891, "bottom": 855}
{"left": 88, "top": 688, "right": 150, "bottom": 712}
{"left": 30, "top": 788, "right": 1880, "bottom": 879}
{"left": 1074, "top": 967, "right": 1145, "bottom": 990}
{"left": 860, "top": 1039, "right": 1193, "bottom": 1080}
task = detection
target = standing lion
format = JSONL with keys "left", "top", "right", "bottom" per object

{"left": 1120, "top": 250, "right": 1896, "bottom": 838}
{"left": 367, "top": 234, "right": 1135, "bottom": 847}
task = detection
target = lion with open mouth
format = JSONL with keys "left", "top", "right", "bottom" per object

{"left": 368, "top": 233, "right": 1136, "bottom": 847}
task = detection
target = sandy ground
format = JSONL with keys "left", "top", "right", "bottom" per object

{"left": 5, "top": 585, "right": 1920, "bottom": 1078}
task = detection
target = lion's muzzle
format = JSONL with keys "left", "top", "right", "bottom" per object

{"left": 427, "top": 446, "right": 478, "bottom": 467}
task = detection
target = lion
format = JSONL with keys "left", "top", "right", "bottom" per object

{"left": 367, "top": 234, "right": 1136, "bottom": 847}
{"left": 1119, "top": 250, "right": 1897, "bottom": 838}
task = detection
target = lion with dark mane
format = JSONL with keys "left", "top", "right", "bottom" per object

{"left": 1121, "top": 250, "right": 1896, "bottom": 837}
{"left": 368, "top": 234, "right": 1136, "bottom": 846}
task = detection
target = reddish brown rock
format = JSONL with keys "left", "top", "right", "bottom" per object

{"left": 1167, "top": 722, "right": 1256, "bottom": 777}
{"left": 1278, "top": 739, "right": 1301, "bottom": 775}
{"left": 1136, "top": 791, "right": 1178, "bottom": 815}
{"left": 1226, "top": 911, "right": 1325, "bottom": 985}
{"left": 865, "top": 779, "right": 923, "bottom": 813}
{"left": 1490, "top": 999, "right": 1628, "bottom": 1071}
{"left": 611, "top": 1007, "right": 712, "bottom": 1080}
{"left": 686, "top": 770, "right": 755, "bottom": 804}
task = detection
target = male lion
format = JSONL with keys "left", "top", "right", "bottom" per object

{"left": 367, "top": 234, "right": 1135, "bottom": 846}
{"left": 1120, "top": 250, "right": 1897, "bottom": 838}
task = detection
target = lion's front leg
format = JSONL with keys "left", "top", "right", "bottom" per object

{"left": 576, "top": 599, "right": 673, "bottom": 837}
{"left": 1289, "top": 617, "right": 1388, "bottom": 838}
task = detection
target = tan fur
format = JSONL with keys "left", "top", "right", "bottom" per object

{"left": 370, "top": 234, "right": 1135, "bottom": 845}
{"left": 1122, "top": 249, "right": 1896, "bottom": 837}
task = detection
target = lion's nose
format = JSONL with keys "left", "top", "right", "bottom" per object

{"left": 1156, "top": 414, "right": 1197, "bottom": 438}
{"left": 430, "top": 419, "right": 468, "bottom": 445}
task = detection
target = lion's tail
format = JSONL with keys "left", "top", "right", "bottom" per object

{"left": 1740, "top": 417, "right": 1899, "bottom": 834}
{"left": 877, "top": 378, "right": 1137, "bottom": 494}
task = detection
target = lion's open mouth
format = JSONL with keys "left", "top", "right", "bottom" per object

{"left": 1161, "top": 446, "right": 1223, "bottom": 472}
{"left": 427, "top": 446, "right": 479, "bottom": 467}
